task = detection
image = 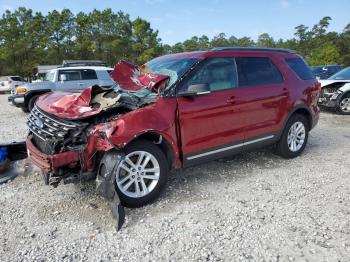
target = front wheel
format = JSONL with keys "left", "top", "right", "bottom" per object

{"left": 28, "top": 95, "right": 40, "bottom": 112}
{"left": 115, "top": 140, "right": 169, "bottom": 208}
{"left": 276, "top": 114, "right": 309, "bottom": 158}
{"left": 337, "top": 94, "right": 350, "bottom": 115}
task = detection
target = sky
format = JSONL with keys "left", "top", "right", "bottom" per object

{"left": 0, "top": 0, "right": 349, "bottom": 45}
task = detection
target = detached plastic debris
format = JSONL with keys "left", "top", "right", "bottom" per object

{"left": 0, "top": 141, "right": 28, "bottom": 184}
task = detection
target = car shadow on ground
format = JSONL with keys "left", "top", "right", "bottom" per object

{"left": 34, "top": 139, "right": 325, "bottom": 230}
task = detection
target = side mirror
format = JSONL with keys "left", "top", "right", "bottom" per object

{"left": 180, "top": 83, "right": 211, "bottom": 97}
{"left": 59, "top": 74, "right": 67, "bottom": 82}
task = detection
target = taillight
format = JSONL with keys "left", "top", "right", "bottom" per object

{"left": 315, "top": 82, "right": 321, "bottom": 91}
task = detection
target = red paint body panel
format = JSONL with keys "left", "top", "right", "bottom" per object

{"left": 36, "top": 87, "right": 101, "bottom": 119}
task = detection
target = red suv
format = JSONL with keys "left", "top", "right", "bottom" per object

{"left": 26, "top": 48, "right": 320, "bottom": 207}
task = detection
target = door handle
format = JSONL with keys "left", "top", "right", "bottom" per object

{"left": 78, "top": 83, "right": 84, "bottom": 86}
{"left": 227, "top": 96, "right": 236, "bottom": 104}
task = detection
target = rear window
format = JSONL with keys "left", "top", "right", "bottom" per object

{"left": 59, "top": 70, "right": 82, "bottom": 81}
{"left": 81, "top": 69, "right": 97, "bottom": 80}
{"left": 286, "top": 58, "right": 314, "bottom": 80}
{"left": 236, "top": 57, "right": 283, "bottom": 86}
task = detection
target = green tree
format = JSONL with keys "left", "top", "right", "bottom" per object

{"left": 46, "top": 9, "right": 75, "bottom": 63}
{"left": 256, "top": 33, "right": 275, "bottom": 47}
{"left": 131, "top": 17, "right": 161, "bottom": 64}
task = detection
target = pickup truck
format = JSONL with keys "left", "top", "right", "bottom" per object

{"left": 25, "top": 48, "right": 320, "bottom": 209}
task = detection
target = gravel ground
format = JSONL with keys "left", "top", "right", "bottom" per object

{"left": 0, "top": 94, "right": 349, "bottom": 262}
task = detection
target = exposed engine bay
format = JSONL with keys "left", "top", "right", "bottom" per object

{"left": 28, "top": 87, "right": 157, "bottom": 156}
{"left": 318, "top": 80, "right": 350, "bottom": 110}
{"left": 26, "top": 59, "right": 172, "bottom": 188}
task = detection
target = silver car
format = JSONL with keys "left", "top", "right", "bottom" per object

{"left": 8, "top": 66, "right": 115, "bottom": 112}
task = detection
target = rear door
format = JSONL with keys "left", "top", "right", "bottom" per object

{"left": 177, "top": 57, "right": 245, "bottom": 165}
{"left": 233, "top": 56, "right": 289, "bottom": 142}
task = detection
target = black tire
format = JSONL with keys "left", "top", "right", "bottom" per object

{"left": 276, "top": 114, "right": 309, "bottom": 158}
{"left": 115, "top": 139, "right": 169, "bottom": 208}
{"left": 337, "top": 93, "right": 350, "bottom": 115}
{"left": 28, "top": 95, "right": 40, "bottom": 112}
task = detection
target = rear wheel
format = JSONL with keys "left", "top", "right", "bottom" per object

{"left": 338, "top": 93, "right": 350, "bottom": 115}
{"left": 115, "top": 140, "right": 169, "bottom": 208}
{"left": 276, "top": 114, "right": 309, "bottom": 158}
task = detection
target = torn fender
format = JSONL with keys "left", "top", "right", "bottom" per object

{"left": 96, "top": 150, "right": 125, "bottom": 230}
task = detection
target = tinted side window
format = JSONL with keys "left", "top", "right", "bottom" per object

{"left": 285, "top": 58, "right": 314, "bottom": 80}
{"left": 81, "top": 69, "right": 97, "bottom": 80}
{"left": 59, "top": 70, "right": 82, "bottom": 81}
{"left": 10, "top": 76, "right": 24, "bottom": 81}
{"left": 236, "top": 57, "right": 283, "bottom": 86}
{"left": 183, "top": 58, "right": 238, "bottom": 92}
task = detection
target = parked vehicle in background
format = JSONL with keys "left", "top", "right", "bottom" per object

{"left": 318, "top": 66, "right": 350, "bottom": 114}
{"left": 310, "top": 65, "right": 342, "bottom": 80}
{"left": 8, "top": 66, "right": 114, "bottom": 112}
{"left": 0, "top": 76, "right": 26, "bottom": 93}
{"left": 25, "top": 48, "right": 320, "bottom": 208}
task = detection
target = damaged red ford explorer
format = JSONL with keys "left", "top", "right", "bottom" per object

{"left": 26, "top": 47, "right": 320, "bottom": 208}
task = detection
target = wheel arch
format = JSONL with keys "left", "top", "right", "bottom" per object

{"left": 123, "top": 131, "right": 176, "bottom": 169}
{"left": 285, "top": 105, "right": 312, "bottom": 131}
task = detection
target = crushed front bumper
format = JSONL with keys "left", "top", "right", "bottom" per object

{"left": 26, "top": 135, "right": 80, "bottom": 173}
{"left": 318, "top": 89, "right": 343, "bottom": 108}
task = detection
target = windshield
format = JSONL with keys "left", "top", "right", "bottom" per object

{"left": 144, "top": 57, "right": 200, "bottom": 89}
{"left": 45, "top": 71, "right": 55, "bottom": 81}
{"left": 329, "top": 67, "right": 350, "bottom": 80}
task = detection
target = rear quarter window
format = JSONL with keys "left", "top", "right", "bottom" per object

{"left": 285, "top": 58, "right": 315, "bottom": 80}
{"left": 81, "top": 69, "right": 98, "bottom": 80}
{"left": 236, "top": 57, "right": 283, "bottom": 86}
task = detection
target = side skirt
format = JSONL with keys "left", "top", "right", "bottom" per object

{"left": 182, "top": 134, "right": 280, "bottom": 167}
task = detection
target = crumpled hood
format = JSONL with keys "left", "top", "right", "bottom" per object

{"left": 36, "top": 60, "right": 170, "bottom": 120}
{"left": 319, "top": 79, "right": 350, "bottom": 87}
{"left": 36, "top": 86, "right": 102, "bottom": 120}
{"left": 110, "top": 60, "right": 170, "bottom": 92}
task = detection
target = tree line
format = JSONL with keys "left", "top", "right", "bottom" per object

{"left": 0, "top": 7, "right": 349, "bottom": 77}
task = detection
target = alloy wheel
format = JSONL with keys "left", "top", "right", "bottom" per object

{"left": 287, "top": 121, "right": 306, "bottom": 152}
{"left": 116, "top": 151, "right": 160, "bottom": 198}
{"left": 340, "top": 97, "right": 350, "bottom": 113}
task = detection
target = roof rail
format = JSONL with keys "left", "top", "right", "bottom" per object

{"left": 61, "top": 60, "right": 107, "bottom": 68}
{"left": 211, "top": 47, "right": 295, "bottom": 53}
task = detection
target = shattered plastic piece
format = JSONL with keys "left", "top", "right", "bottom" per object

{"left": 91, "top": 93, "right": 121, "bottom": 109}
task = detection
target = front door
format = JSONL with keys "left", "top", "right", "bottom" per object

{"left": 176, "top": 57, "right": 245, "bottom": 165}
